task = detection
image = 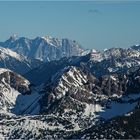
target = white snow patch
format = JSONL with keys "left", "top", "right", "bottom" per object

{"left": 0, "top": 47, "right": 23, "bottom": 61}
{"left": 83, "top": 103, "right": 103, "bottom": 117}
{"left": 0, "top": 68, "right": 10, "bottom": 74}
{"left": 110, "top": 75, "right": 117, "bottom": 81}
{"left": 74, "top": 123, "right": 80, "bottom": 131}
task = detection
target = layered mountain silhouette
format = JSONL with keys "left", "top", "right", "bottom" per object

{"left": 0, "top": 35, "right": 140, "bottom": 139}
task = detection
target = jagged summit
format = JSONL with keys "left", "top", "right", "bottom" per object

{"left": 0, "top": 35, "right": 84, "bottom": 62}
{"left": 8, "top": 34, "right": 18, "bottom": 42}
{"left": 41, "top": 35, "right": 54, "bottom": 41}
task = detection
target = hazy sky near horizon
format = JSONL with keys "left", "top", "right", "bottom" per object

{"left": 0, "top": 1, "right": 140, "bottom": 50}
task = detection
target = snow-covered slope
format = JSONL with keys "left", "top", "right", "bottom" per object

{"left": 0, "top": 47, "right": 43, "bottom": 74}
{"left": 1, "top": 66, "right": 140, "bottom": 139}
{"left": 0, "top": 35, "right": 84, "bottom": 62}
{"left": 0, "top": 47, "right": 23, "bottom": 61}
{"left": 0, "top": 68, "right": 41, "bottom": 115}
{"left": 38, "top": 66, "right": 140, "bottom": 130}
{"left": 69, "top": 100, "right": 140, "bottom": 139}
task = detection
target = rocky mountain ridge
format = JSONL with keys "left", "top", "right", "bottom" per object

{"left": 0, "top": 35, "right": 84, "bottom": 62}
{"left": 25, "top": 45, "right": 140, "bottom": 85}
{"left": 0, "top": 35, "right": 140, "bottom": 139}
{"left": 1, "top": 65, "right": 140, "bottom": 139}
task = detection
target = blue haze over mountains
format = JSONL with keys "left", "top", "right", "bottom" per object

{"left": 1, "top": 1, "right": 140, "bottom": 139}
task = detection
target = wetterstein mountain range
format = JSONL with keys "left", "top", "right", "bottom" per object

{"left": 0, "top": 35, "right": 140, "bottom": 139}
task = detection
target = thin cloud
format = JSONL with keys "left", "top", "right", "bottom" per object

{"left": 88, "top": 9, "right": 102, "bottom": 15}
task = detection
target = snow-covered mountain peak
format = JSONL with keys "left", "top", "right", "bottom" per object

{"left": 41, "top": 35, "right": 53, "bottom": 41}
{"left": 89, "top": 49, "right": 103, "bottom": 62}
{"left": 103, "top": 47, "right": 124, "bottom": 58}
{"left": 8, "top": 34, "right": 18, "bottom": 42}
{"left": 91, "top": 49, "right": 97, "bottom": 53}
{"left": 0, "top": 35, "right": 84, "bottom": 62}
{"left": 51, "top": 66, "right": 88, "bottom": 93}
{"left": 40, "top": 36, "right": 61, "bottom": 47}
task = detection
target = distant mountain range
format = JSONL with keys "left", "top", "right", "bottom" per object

{"left": 0, "top": 35, "right": 84, "bottom": 62}
{"left": 1, "top": 35, "right": 140, "bottom": 139}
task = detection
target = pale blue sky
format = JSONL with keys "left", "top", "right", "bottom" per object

{"left": 0, "top": 1, "right": 140, "bottom": 50}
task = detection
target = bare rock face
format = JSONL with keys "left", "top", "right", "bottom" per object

{"left": 0, "top": 70, "right": 30, "bottom": 94}
{"left": 98, "top": 74, "right": 127, "bottom": 96}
